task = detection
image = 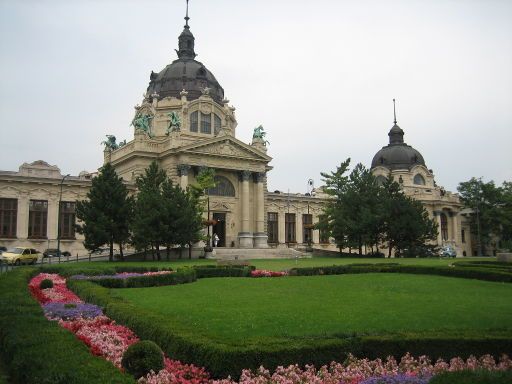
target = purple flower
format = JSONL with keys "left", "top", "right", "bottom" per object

{"left": 42, "top": 302, "right": 104, "bottom": 320}
{"left": 359, "top": 374, "right": 431, "bottom": 384}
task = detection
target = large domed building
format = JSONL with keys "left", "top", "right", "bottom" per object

{"left": 0, "top": 8, "right": 474, "bottom": 258}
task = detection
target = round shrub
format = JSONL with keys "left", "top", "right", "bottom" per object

{"left": 121, "top": 340, "right": 164, "bottom": 378}
{"left": 39, "top": 279, "right": 53, "bottom": 289}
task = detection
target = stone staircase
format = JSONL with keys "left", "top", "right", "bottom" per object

{"left": 210, "top": 247, "right": 306, "bottom": 260}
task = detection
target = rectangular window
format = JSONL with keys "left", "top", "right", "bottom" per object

{"left": 302, "top": 214, "right": 312, "bottom": 244}
{"left": 200, "top": 112, "right": 211, "bottom": 134}
{"left": 0, "top": 198, "right": 17, "bottom": 238}
{"left": 28, "top": 200, "right": 48, "bottom": 239}
{"left": 190, "top": 111, "right": 198, "bottom": 132}
{"left": 214, "top": 114, "right": 221, "bottom": 135}
{"left": 267, "top": 212, "right": 278, "bottom": 243}
{"left": 59, "top": 201, "right": 76, "bottom": 240}
{"left": 461, "top": 229, "right": 465, "bottom": 243}
{"left": 285, "top": 213, "right": 296, "bottom": 243}
{"left": 319, "top": 214, "right": 330, "bottom": 244}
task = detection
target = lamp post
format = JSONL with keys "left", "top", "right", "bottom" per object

{"left": 57, "top": 174, "right": 70, "bottom": 259}
{"left": 306, "top": 179, "right": 314, "bottom": 250}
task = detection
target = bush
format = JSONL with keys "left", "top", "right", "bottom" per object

{"left": 90, "top": 268, "right": 196, "bottom": 288}
{"left": 288, "top": 263, "right": 512, "bottom": 283}
{"left": 193, "top": 266, "right": 253, "bottom": 278}
{"left": 39, "top": 279, "right": 53, "bottom": 289}
{"left": 0, "top": 268, "right": 134, "bottom": 384}
{"left": 121, "top": 340, "right": 164, "bottom": 379}
{"left": 429, "top": 369, "right": 512, "bottom": 384}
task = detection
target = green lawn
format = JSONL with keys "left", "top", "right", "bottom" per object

{"left": 112, "top": 273, "right": 512, "bottom": 344}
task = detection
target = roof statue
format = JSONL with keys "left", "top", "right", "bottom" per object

{"left": 101, "top": 135, "right": 118, "bottom": 151}
{"left": 166, "top": 111, "right": 181, "bottom": 135}
{"left": 253, "top": 125, "right": 269, "bottom": 146}
{"left": 131, "top": 113, "right": 153, "bottom": 138}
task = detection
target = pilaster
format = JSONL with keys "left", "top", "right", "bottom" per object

{"left": 17, "top": 193, "right": 29, "bottom": 239}
{"left": 254, "top": 172, "right": 268, "bottom": 248}
{"left": 433, "top": 210, "right": 443, "bottom": 245}
{"left": 238, "top": 170, "right": 253, "bottom": 248}
{"left": 47, "top": 197, "right": 59, "bottom": 241}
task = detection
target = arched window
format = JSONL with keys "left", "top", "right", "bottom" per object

{"left": 208, "top": 176, "right": 235, "bottom": 197}
{"left": 440, "top": 213, "right": 448, "bottom": 241}
{"left": 414, "top": 174, "right": 426, "bottom": 185}
{"left": 375, "top": 175, "right": 387, "bottom": 187}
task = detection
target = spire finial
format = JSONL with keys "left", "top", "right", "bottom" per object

{"left": 184, "top": 0, "right": 190, "bottom": 28}
{"left": 393, "top": 98, "right": 397, "bottom": 124}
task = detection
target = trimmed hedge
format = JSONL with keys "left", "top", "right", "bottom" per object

{"left": 85, "top": 268, "right": 196, "bottom": 289}
{"left": 70, "top": 279, "right": 512, "bottom": 379}
{"left": 0, "top": 268, "right": 134, "bottom": 384}
{"left": 289, "top": 264, "right": 512, "bottom": 283}
{"left": 193, "top": 265, "right": 254, "bottom": 278}
{"left": 429, "top": 369, "right": 512, "bottom": 384}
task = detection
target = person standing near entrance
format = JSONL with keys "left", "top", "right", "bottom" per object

{"left": 213, "top": 233, "right": 219, "bottom": 247}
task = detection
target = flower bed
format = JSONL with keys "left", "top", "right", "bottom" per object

{"left": 43, "top": 302, "right": 104, "bottom": 320}
{"left": 250, "top": 269, "right": 287, "bottom": 277}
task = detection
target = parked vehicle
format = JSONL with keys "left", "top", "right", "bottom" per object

{"left": 0, "top": 246, "right": 7, "bottom": 255}
{"left": 1, "top": 247, "right": 41, "bottom": 265}
{"left": 440, "top": 245, "right": 457, "bottom": 258}
{"left": 43, "top": 249, "right": 71, "bottom": 258}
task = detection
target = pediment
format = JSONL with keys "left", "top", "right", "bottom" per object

{"left": 178, "top": 137, "right": 271, "bottom": 163}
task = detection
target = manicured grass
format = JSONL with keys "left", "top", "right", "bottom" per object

{"left": 112, "top": 273, "right": 512, "bottom": 344}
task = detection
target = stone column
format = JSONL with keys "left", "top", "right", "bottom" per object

{"left": 177, "top": 164, "right": 190, "bottom": 190}
{"left": 17, "top": 193, "right": 29, "bottom": 239}
{"left": 433, "top": 210, "right": 443, "bottom": 245}
{"left": 253, "top": 172, "right": 268, "bottom": 248}
{"left": 238, "top": 170, "right": 253, "bottom": 248}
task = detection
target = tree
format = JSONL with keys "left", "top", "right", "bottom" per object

{"left": 343, "top": 163, "right": 384, "bottom": 255}
{"left": 318, "top": 159, "right": 351, "bottom": 253}
{"left": 76, "top": 163, "right": 132, "bottom": 261}
{"left": 458, "top": 177, "right": 512, "bottom": 254}
{"left": 132, "top": 161, "right": 167, "bottom": 260}
{"left": 189, "top": 167, "right": 216, "bottom": 250}
{"left": 381, "top": 179, "right": 437, "bottom": 257}
{"left": 169, "top": 181, "right": 204, "bottom": 259}
{"left": 319, "top": 160, "right": 384, "bottom": 255}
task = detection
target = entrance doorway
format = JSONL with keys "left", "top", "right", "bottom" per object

{"left": 212, "top": 212, "right": 226, "bottom": 247}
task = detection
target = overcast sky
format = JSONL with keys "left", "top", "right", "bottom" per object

{"left": 1, "top": 0, "right": 511, "bottom": 193}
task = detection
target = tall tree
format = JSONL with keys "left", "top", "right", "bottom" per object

{"left": 458, "top": 177, "right": 511, "bottom": 254}
{"left": 343, "top": 163, "right": 384, "bottom": 254}
{"left": 132, "top": 161, "right": 167, "bottom": 260}
{"left": 189, "top": 167, "right": 216, "bottom": 250}
{"left": 381, "top": 179, "right": 437, "bottom": 257}
{"left": 318, "top": 159, "right": 351, "bottom": 253}
{"left": 76, "top": 163, "right": 132, "bottom": 261}
{"left": 170, "top": 181, "right": 204, "bottom": 259}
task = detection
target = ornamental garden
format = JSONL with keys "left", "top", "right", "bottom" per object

{"left": 1, "top": 257, "right": 512, "bottom": 384}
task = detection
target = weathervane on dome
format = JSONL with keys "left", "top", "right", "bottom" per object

{"left": 393, "top": 98, "right": 397, "bottom": 124}
{"left": 184, "top": 0, "right": 190, "bottom": 28}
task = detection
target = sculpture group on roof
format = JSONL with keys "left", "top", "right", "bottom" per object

{"left": 131, "top": 113, "right": 154, "bottom": 138}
